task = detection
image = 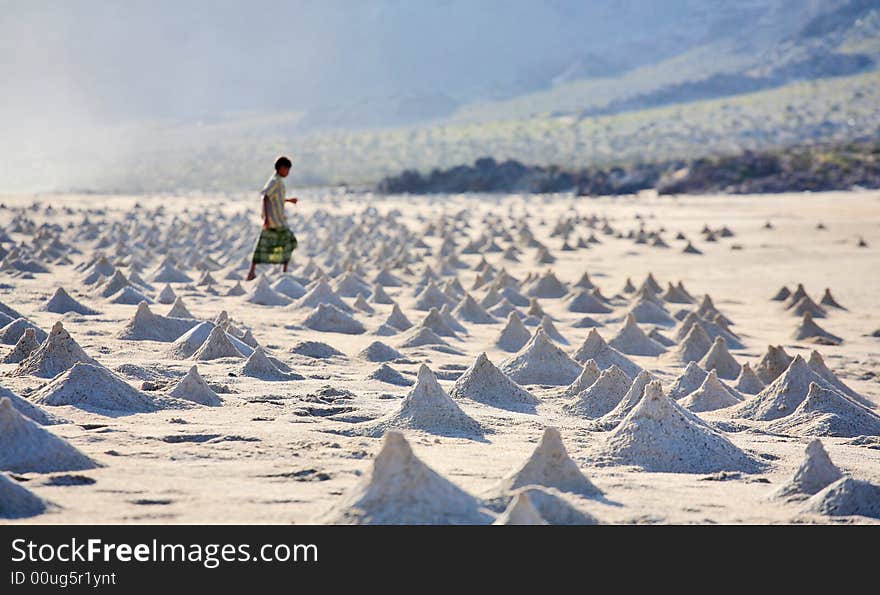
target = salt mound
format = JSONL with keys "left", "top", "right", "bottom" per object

{"left": 3, "top": 328, "right": 40, "bottom": 364}
{"left": 290, "top": 340, "right": 343, "bottom": 359}
{"left": 13, "top": 321, "right": 98, "bottom": 378}
{"left": 192, "top": 325, "right": 246, "bottom": 360}
{"left": 322, "top": 431, "right": 491, "bottom": 524}
{"left": 453, "top": 293, "right": 496, "bottom": 324}
{"left": 679, "top": 369, "right": 742, "bottom": 412}
{"left": 627, "top": 298, "right": 676, "bottom": 326}
{"left": 271, "top": 275, "right": 306, "bottom": 299}
{"left": 0, "top": 473, "right": 48, "bottom": 519}
{"left": 563, "top": 365, "right": 632, "bottom": 418}
{"left": 0, "top": 318, "right": 47, "bottom": 345}
{"left": 491, "top": 428, "right": 601, "bottom": 498}
{"left": 494, "top": 312, "right": 531, "bottom": 352}
{"left": 596, "top": 369, "right": 656, "bottom": 430}
{"left": 225, "top": 282, "right": 246, "bottom": 297}
{"left": 608, "top": 314, "right": 666, "bottom": 356}
{"left": 540, "top": 315, "right": 568, "bottom": 345}
{"left": 803, "top": 477, "right": 880, "bottom": 519}
{"left": 366, "top": 364, "right": 413, "bottom": 386}
{"left": 767, "top": 382, "right": 880, "bottom": 437}
{"left": 450, "top": 353, "right": 538, "bottom": 412}
{"left": 500, "top": 329, "right": 582, "bottom": 386}
{"left": 419, "top": 307, "right": 458, "bottom": 337}
{"left": 358, "top": 341, "right": 403, "bottom": 362}
{"left": 565, "top": 289, "right": 611, "bottom": 314}
{"left": 413, "top": 281, "right": 454, "bottom": 311}
{"left": 384, "top": 303, "right": 413, "bottom": 331}
{"left": 819, "top": 288, "right": 845, "bottom": 310}
{"left": 731, "top": 355, "right": 836, "bottom": 421}
{"left": 734, "top": 362, "right": 765, "bottom": 395}
{"left": 682, "top": 241, "right": 702, "bottom": 254}
{"left": 0, "top": 398, "right": 98, "bottom": 473}
{"left": 754, "top": 345, "right": 794, "bottom": 385}
{"left": 151, "top": 261, "right": 192, "bottom": 283}
{"left": 293, "top": 278, "right": 353, "bottom": 313}
{"left": 241, "top": 346, "right": 304, "bottom": 381}
{"left": 771, "top": 286, "right": 791, "bottom": 301}
{"left": 661, "top": 282, "right": 694, "bottom": 304}
{"left": 303, "top": 304, "right": 366, "bottom": 335}
{"left": 667, "top": 323, "right": 712, "bottom": 364}
{"left": 572, "top": 329, "right": 642, "bottom": 379}
{"left": 501, "top": 486, "right": 599, "bottom": 525}
{"left": 793, "top": 312, "right": 842, "bottom": 345}
{"left": 593, "top": 381, "right": 760, "bottom": 473}
{"left": 168, "top": 322, "right": 214, "bottom": 358}
{"left": 42, "top": 287, "right": 99, "bottom": 315}
{"left": 0, "top": 384, "right": 60, "bottom": 425}
{"left": 355, "top": 365, "right": 484, "bottom": 438}
{"left": 108, "top": 285, "right": 153, "bottom": 305}
{"left": 807, "top": 350, "right": 872, "bottom": 407}
{"left": 167, "top": 296, "right": 195, "bottom": 319}
{"left": 790, "top": 295, "right": 826, "bottom": 319}
{"left": 398, "top": 326, "right": 450, "bottom": 349}
{"left": 772, "top": 440, "right": 842, "bottom": 501}
{"left": 561, "top": 360, "right": 601, "bottom": 398}
{"left": 32, "top": 363, "right": 164, "bottom": 413}
{"left": 667, "top": 362, "right": 709, "bottom": 400}
{"left": 493, "top": 493, "right": 547, "bottom": 525}
{"left": 168, "top": 366, "right": 222, "bottom": 406}
{"left": 118, "top": 301, "right": 197, "bottom": 341}
{"left": 156, "top": 284, "right": 177, "bottom": 304}
{"left": 246, "top": 276, "right": 292, "bottom": 306}
{"left": 353, "top": 294, "right": 374, "bottom": 313}
{"left": 95, "top": 270, "right": 131, "bottom": 298}
{"left": 371, "top": 284, "right": 394, "bottom": 304}
{"left": 698, "top": 336, "right": 741, "bottom": 380}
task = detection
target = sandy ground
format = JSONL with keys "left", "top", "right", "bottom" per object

{"left": 1, "top": 189, "right": 879, "bottom": 525}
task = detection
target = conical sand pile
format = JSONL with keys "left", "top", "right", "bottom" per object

{"left": 734, "top": 362, "right": 765, "bottom": 395}
{"left": 42, "top": 287, "right": 99, "bottom": 315}
{"left": 608, "top": 314, "right": 666, "bottom": 356}
{"left": 666, "top": 362, "right": 708, "bottom": 400}
{"left": 290, "top": 340, "right": 343, "bottom": 359}
{"left": 272, "top": 276, "right": 307, "bottom": 299}
{"left": 453, "top": 294, "right": 496, "bottom": 324}
{"left": 450, "top": 353, "right": 538, "bottom": 412}
{"left": 790, "top": 295, "right": 827, "bottom": 319}
{"left": 322, "top": 431, "right": 491, "bottom": 524}
{"left": 241, "top": 346, "right": 304, "bottom": 380}
{"left": 358, "top": 341, "right": 404, "bottom": 362}
{"left": 492, "top": 493, "right": 548, "bottom": 525}
{"left": 565, "top": 289, "right": 612, "bottom": 314}
{"left": 3, "top": 328, "right": 40, "bottom": 364}
{"left": 32, "top": 363, "right": 167, "bottom": 413}
{"left": 497, "top": 486, "right": 600, "bottom": 525}
{"left": 754, "top": 345, "right": 794, "bottom": 385}
{"left": 13, "top": 321, "right": 99, "bottom": 378}
{"left": 293, "top": 278, "right": 353, "bottom": 313}
{"left": 572, "top": 329, "right": 642, "bottom": 379}
{"left": 398, "top": 326, "right": 451, "bottom": 349}
{"left": 807, "top": 350, "right": 872, "bottom": 408}
{"left": 246, "top": 276, "right": 292, "bottom": 306}
{"left": 168, "top": 366, "right": 222, "bottom": 406}
{"left": 354, "top": 365, "right": 484, "bottom": 438}
{"left": 772, "top": 439, "right": 842, "bottom": 501}
{"left": 0, "top": 398, "right": 98, "bottom": 473}
{"left": 819, "top": 288, "right": 845, "bottom": 310}
{"left": 500, "top": 329, "right": 582, "bottom": 386}
{"left": 540, "top": 315, "right": 568, "bottom": 345}
{"left": 626, "top": 298, "right": 676, "bottom": 326}
{"left": 698, "top": 337, "right": 741, "bottom": 380}
{"left": 303, "top": 304, "right": 366, "bottom": 335}
{"left": 563, "top": 365, "right": 632, "bottom": 418}
{"left": 156, "top": 284, "right": 177, "bottom": 304}
{"left": 167, "top": 297, "right": 196, "bottom": 319}
{"left": 366, "top": 363, "right": 413, "bottom": 386}
{"left": 592, "top": 381, "right": 761, "bottom": 473}
{"left": 117, "top": 301, "right": 197, "bottom": 341}
{"left": 413, "top": 281, "right": 454, "bottom": 311}
{"left": 667, "top": 323, "right": 713, "bottom": 364}
{"left": 803, "top": 477, "right": 880, "bottom": 519}
{"left": 192, "top": 325, "right": 246, "bottom": 360}
{"left": 679, "top": 369, "right": 742, "bottom": 412}
{"left": 596, "top": 369, "right": 656, "bottom": 430}
{"left": 495, "top": 312, "right": 531, "bottom": 352}
{"left": 767, "top": 382, "right": 880, "bottom": 437}
{"left": 793, "top": 312, "right": 842, "bottom": 345}
{"left": 490, "top": 428, "right": 601, "bottom": 498}
{"left": 0, "top": 472, "right": 49, "bottom": 519}
{"left": 384, "top": 303, "right": 413, "bottom": 331}
{"left": 731, "top": 355, "right": 836, "bottom": 421}
{"left": 418, "top": 307, "right": 458, "bottom": 337}
{"left": 561, "top": 360, "right": 601, "bottom": 398}
{"left": 526, "top": 270, "right": 567, "bottom": 298}
{"left": 0, "top": 319, "right": 47, "bottom": 345}
{"left": 0, "top": 384, "right": 61, "bottom": 426}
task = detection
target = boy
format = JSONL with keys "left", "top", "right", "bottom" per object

{"left": 246, "top": 156, "right": 299, "bottom": 281}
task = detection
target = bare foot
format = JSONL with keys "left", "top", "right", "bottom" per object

{"left": 245, "top": 271, "right": 256, "bottom": 281}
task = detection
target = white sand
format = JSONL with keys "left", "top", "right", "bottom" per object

{"left": 0, "top": 189, "right": 878, "bottom": 524}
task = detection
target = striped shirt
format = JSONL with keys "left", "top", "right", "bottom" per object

{"left": 261, "top": 173, "right": 287, "bottom": 228}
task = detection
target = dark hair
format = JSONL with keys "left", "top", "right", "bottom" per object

{"left": 274, "top": 156, "right": 292, "bottom": 171}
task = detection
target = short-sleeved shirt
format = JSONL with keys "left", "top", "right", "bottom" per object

{"left": 261, "top": 173, "right": 287, "bottom": 228}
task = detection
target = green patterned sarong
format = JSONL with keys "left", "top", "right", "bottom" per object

{"left": 252, "top": 227, "right": 297, "bottom": 264}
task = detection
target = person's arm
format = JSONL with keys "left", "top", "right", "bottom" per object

{"left": 285, "top": 197, "right": 298, "bottom": 204}
{"left": 262, "top": 195, "right": 270, "bottom": 229}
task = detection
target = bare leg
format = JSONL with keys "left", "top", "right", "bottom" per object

{"left": 246, "top": 262, "right": 257, "bottom": 281}
{"left": 282, "top": 260, "right": 289, "bottom": 273}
